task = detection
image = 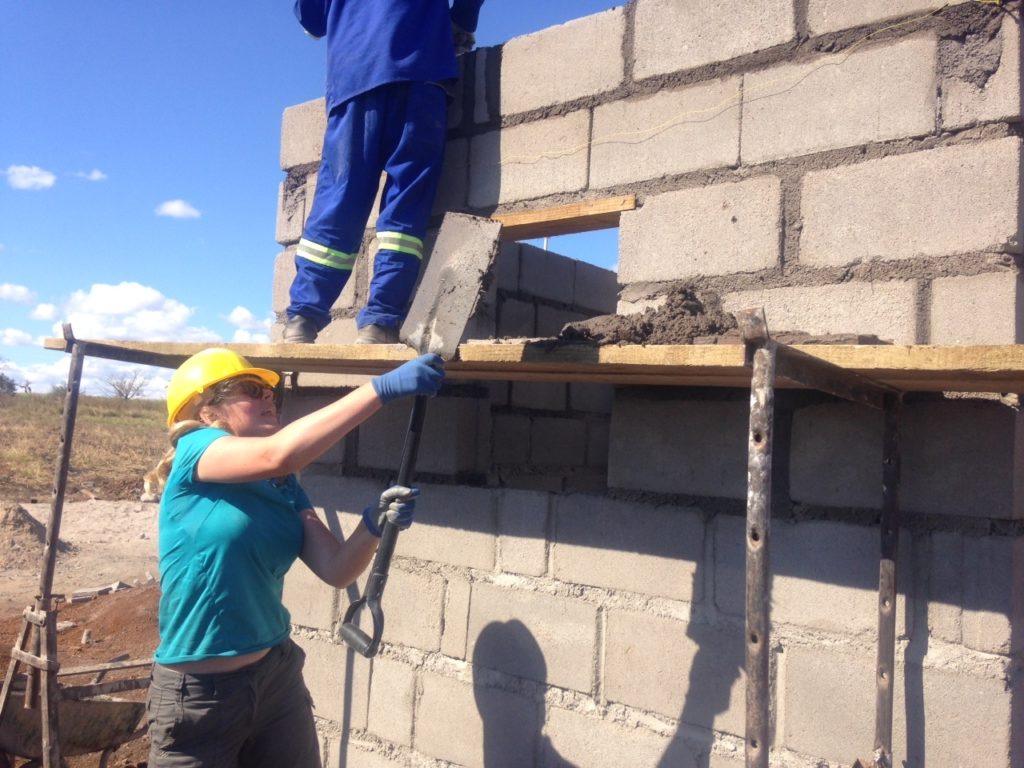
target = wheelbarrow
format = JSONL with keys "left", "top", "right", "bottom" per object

{"left": 0, "top": 677, "right": 146, "bottom": 768}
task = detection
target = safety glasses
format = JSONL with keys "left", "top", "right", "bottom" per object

{"left": 212, "top": 377, "right": 276, "bottom": 404}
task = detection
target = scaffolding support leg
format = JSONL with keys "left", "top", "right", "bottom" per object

{"left": 873, "top": 394, "right": 903, "bottom": 768}
{"left": 742, "top": 312, "right": 776, "bottom": 768}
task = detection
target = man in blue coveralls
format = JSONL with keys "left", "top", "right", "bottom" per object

{"left": 284, "top": 0, "right": 486, "bottom": 345}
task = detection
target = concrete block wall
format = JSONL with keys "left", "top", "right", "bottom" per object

{"left": 274, "top": 1, "right": 1024, "bottom": 766}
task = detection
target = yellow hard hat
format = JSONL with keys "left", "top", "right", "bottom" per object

{"left": 166, "top": 347, "right": 280, "bottom": 426}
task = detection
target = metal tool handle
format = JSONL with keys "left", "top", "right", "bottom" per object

{"left": 340, "top": 394, "right": 427, "bottom": 657}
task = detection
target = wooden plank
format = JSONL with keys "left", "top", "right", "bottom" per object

{"left": 41, "top": 337, "right": 1024, "bottom": 393}
{"left": 492, "top": 195, "right": 635, "bottom": 240}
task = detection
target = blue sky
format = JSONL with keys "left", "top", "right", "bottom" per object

{"left": 1, "top": 1, "right": 621, "bottom": 396}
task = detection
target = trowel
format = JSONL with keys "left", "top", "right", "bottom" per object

{"left": 340, "top": 213, "right": 502, "bottom": 658}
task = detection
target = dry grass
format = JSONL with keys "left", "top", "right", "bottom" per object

{"left": 0, "top": 392, "right": 167, "bottom": 504}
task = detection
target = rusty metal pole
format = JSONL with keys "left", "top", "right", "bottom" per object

{"left": 873, "top": 394, "right": 903, "bottom": 768}
{"left": 37, "top": 325, "right": 84, "bottom": 768}
{"left": 739, "top": 309, "right": 776, "bottom": 768}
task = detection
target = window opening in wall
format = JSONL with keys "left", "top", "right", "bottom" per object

{"left": 520, "top": 227, "right": 619, "bottom": 273}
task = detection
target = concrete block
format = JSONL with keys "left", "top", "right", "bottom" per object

{"left": 605, "top": 611, "right": 746, "bottom": 734}
{"left": 494, "top": 241, "right": 521, "bottom": 292}
{"left": 634, "top": 0, "right": 794, "bottom": 78}
{"left": 721, "top": 280, "right": 919, "bottom": 344}
{"left": 586, "top": 419, "right": 610, "bottom": 468}
{"left": 590, "top": 77, "right": 741, "bottom": 189}
{"left": 499, "top": 8, "right": 625, "bottom": 115}
{"left": 366, "top": 656, "right": 415, "bottom": 746}
{"left": 902, "top": 400, "right": 1021, "bottom": 518}
{"left": 790, "top": 402, "right": 884, "bottom": 509}
{"left": 542, "top": 707, "right": 672, "bottom": 768}
{"left": 925, "top": 531, "right": 963, "bottom": 646}
{"left": 808, "top": 0, "right": 966, "bottom": 36}
{"left": 293, "top": 634, "right": 369, "bottom": 727}
{"left": 324, "top": 741, "right": 394, "bottom": 768}
{"left": 619, "top": 177, "right": 781, "bottom": 283}
{"left": 492, "top": 413, "right": 531, "bottom": 465}
{"left": 283, "top": 559, "right": 337, "bottom": 632}
{"left": 467, "top": 582, "right": 597, "bottom": 693}
{"left": 396, "top": 484, "right": 497, "bottom": 571}
{"left": 943, "top": 16, "right": 1021, "bottom": 129}
{"left": 570, "top": 383, "right": 614, "bottom": 414}
{"left": 468, "top": 111, "right": 590, "bottom": 208}
{"left": 497, "top": 298, "right": 536, "bottom": 338}
{"left": 433, "top": 138, "right": 469, "bottom": 216}
{"left": 743, "top": 37, "right": 936, "bottom": 164}
{"left": 298, "top": 475, "right": 382, "bottom": 516}
{"left": 784, "top": 645, "right": 1016, "bottom": 768}
{"left": 608, "top": 394, "right": 749, "bottom": 498}
{"left": 930, "top": 270, "right": 1023, "bottom": 344}
{"left": 553, "top": 495, "right": 703, "bottom": 602}
{"left": 530, "top": 416, "right": 587, "bottom": 466}
{"left": 491, "top": 411, "right": 532, "bottom": 466}
{"left": 510, "top": 382, "right": 567, "bottom": 411}
{"left": 272, "top": 249, "right": 296, "bottom": 316}
{"left": 473, "top": 46, "right": 490, "bottom": 126}
{"left": 357, "top": 395, "right": 489, "bottom": 476}
{"left": 573, "top": 260, "right": 618, "bottom": 314}
{"left": 536, "top": 305, "right": 586, "bottom": 338}
{"left": 519, "top": 244, "right": 576, "bottom": 305}
{"left": 275, "top": 180, "right": 304, "bottom": 246}
{"left": 715, "top": 516, "right": 909, "bottom": 636}
{"left": 281, "top": 393, "right": 348, "bottom": 465}
{"left": 415, "top": 672, "right": 538, "bottom": 768}
{"left": 280, "top": 98, "right": 326, "bottom": 170}
{"left": 800, "top": 137, "right": 1022, "bottom": 266}
{"left": 442, "top": 575, "right": 472, "bottom": 659}
{"left": 377, "top": 567, "right": 445, "bottom": 652}
{"left": 962, "top": 534, "right": 1024, "bottom": 654}
{"left": 497, "top": 489, "right": 549, "bottom": 577}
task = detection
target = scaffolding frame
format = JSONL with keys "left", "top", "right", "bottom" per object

{"left": 8, "top": 321, "right": 1024, "bottom": 767}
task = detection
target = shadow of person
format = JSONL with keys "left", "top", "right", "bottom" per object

{"left": 473, "top": 619, "right": 579, "bottom": 768}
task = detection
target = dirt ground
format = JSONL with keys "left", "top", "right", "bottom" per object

{"left": 0, "top": 500, "right": 159, "bottom": 767}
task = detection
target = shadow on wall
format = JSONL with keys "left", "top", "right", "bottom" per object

{"left": 470, "top": 615, "right": 744, "bottom": 768}
{"left": 473, "top": 620, "right": 578, "bottom": 767}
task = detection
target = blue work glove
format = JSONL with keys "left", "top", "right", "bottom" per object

{"left": 372, "top": 353, "right": 444, "bottom": 404}
{"left": 362, "top": 486, "right": 418, "bottom": 537}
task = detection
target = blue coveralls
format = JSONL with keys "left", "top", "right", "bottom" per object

{"left": 288, "top": 0, "right": 485, "bottom": 332}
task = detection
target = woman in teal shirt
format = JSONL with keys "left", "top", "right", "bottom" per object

{"left": 145, "top": 347, "right": 443, "bottom": 767}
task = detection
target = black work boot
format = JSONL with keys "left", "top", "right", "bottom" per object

{"left": 283, "top": 315, "right": 319, "bottom": 344}
{"left": 355, "top": 324, "right": 400, "bottom": 344}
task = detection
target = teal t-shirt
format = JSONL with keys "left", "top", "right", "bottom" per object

{"left": 154, "top": 428, "right": 311, "bottom": 664}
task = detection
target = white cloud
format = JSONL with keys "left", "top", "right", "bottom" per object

{"left": 155, "top": 199, "right": 201, "bottom": 219}
{"left": 74, "top": 169, "right": 108, "bottom": 182}
{"left": 31, "top": 303, "right": 57, "bottom": 321}
{"left": 225, "top": 306, "right": 271, "bottom": 343}
{"left": 231, "top": 328, "right": 270, "bottom": 343}
{"left": 1, "top": 328, "right": 35, "bottom": 346}
{"left": 0, "top": 283, "right": 35, "bottom": 303}
{"left": 54, "top": 281, "right": 219, "bottom": 343}
{"left": 6, "top": 164, "right": 56, "bottom": 190}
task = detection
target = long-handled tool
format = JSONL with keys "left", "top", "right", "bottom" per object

{"left": 340, "top": 213, "right": 502, "bottom": 657}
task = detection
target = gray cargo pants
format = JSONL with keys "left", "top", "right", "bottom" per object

{"left": 146, "top": 639, "right": 320, "bottom": 768}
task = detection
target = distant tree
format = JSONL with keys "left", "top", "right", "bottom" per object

{"left": 20, "top": 381, "right": 31, "bottom": 393}
{"left": 106, "top": 369, "right": 149, "bottom": 400}
{"left": 50, "top": 384, "right": 68, "bottom": 398}
{"left": 0, "top": 371, "right": 16, "bottom": 395}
